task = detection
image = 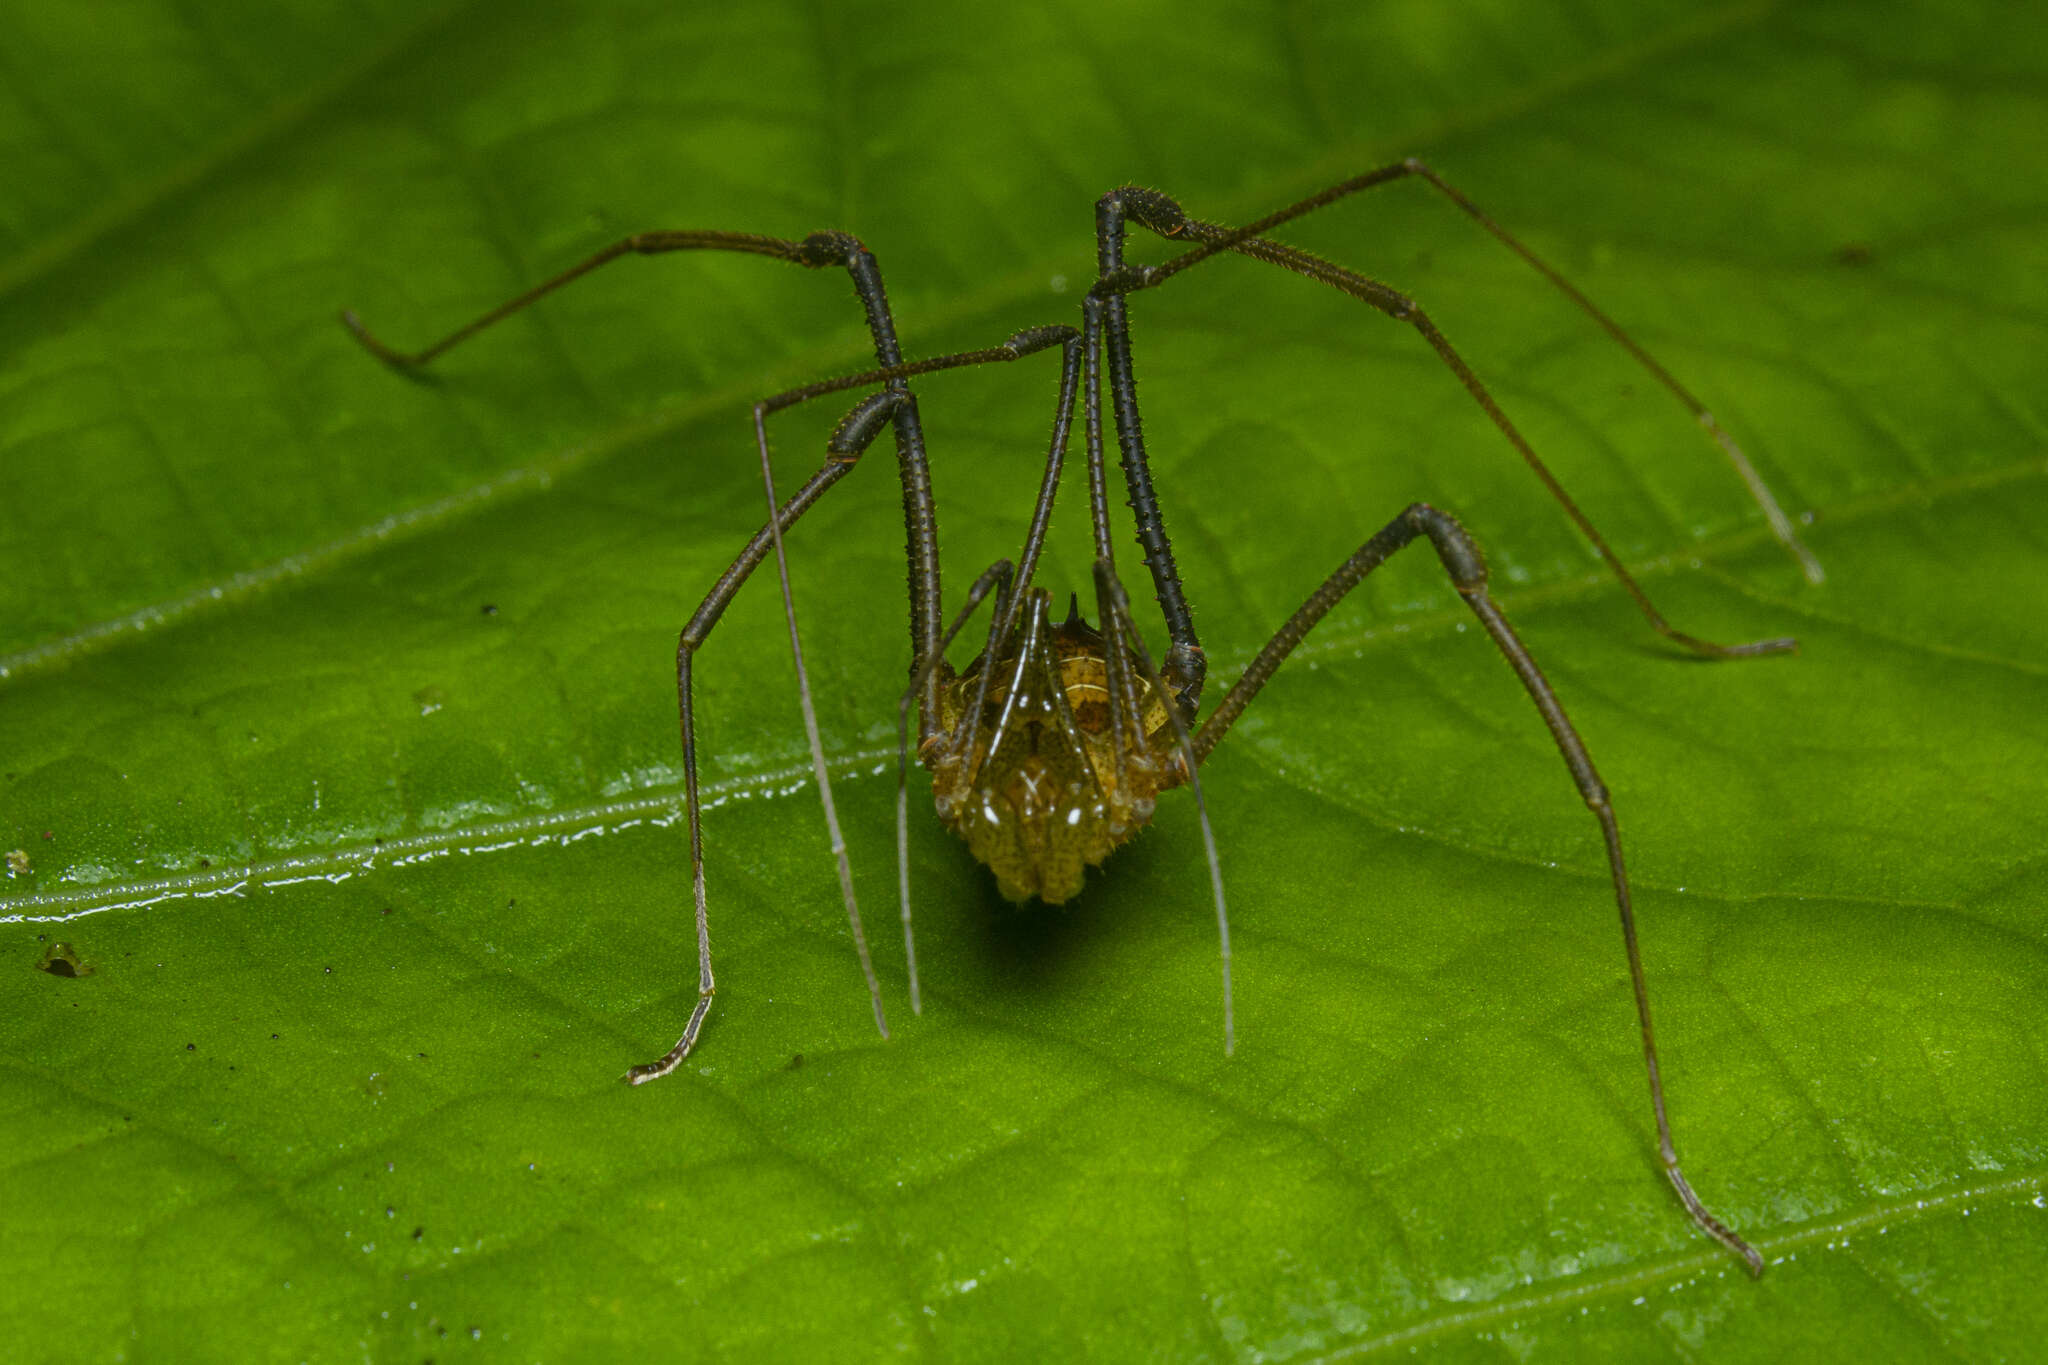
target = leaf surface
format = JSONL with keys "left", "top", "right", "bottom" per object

{"left": 4, "top": 1, "right": 2045, "bottom": 1359}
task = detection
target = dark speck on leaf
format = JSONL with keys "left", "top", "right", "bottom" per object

{"left": 37, "top": 942, "right": 92, "bottom": 977}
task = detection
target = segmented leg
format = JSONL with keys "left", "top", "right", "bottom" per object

{"left": 344, "top": 179, "right": 1783, "bottom": 1275}
{"left": 1194, "top": 500, "right": 1764, "bottom": 1275}
{"left": 345, "top": 237, "right": 1077, "bottom": 1079}
{"left": 629, "top": 325, "right": 1081, "bottom": 1082}
{"left": 345, "top": 227, "right": 950, "bottom": 718}
{"left": 1085, "top": 165, "right": 1814, "bottom": 694}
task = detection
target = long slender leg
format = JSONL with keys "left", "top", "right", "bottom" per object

{"left": 945, "top": 329, "right": 1088, "bottom": 791}
{"left": 754, "top": 398, "right": 892, "bottom": 1047}
{"left": 1071, "top": 283, "right": 1234, "bottom": 1042}
{"left": 1079, "top": 293, "right": 1152, "bottom": 811}
{"left": 1139, "top": 209, "right": 1792, "bottom": 660}
{"left": 1195, "top": 501, "right": 1763, "bottom": 1274}
{"left": 347, "top": 233, "right": 1084, "bottom": 1073}
{"left": 757, "top": 321, "right": 1085, "bottom": 664}
{"left": 622, "top": 329, "right": 1082, "bottom": 1081}
{"left": 1088, "top": 220, "right": 1208, "bottom": 713}
{"left": 1106, "top": 163, "right": 1822, "bottom": 587}
{"left": 623, "top": 452, "right": 858, "bottom": 1084}
{"left": 1087, "top": 175, "right": 1809, "bottom": 679}
{"left": 753, "top": 325, "right": 1080, "bottom": 1025}
{"left": 626, "top": 359, "right": 987, "bottom": 1082}
{"left": 996, "top": 329, "right": 1087, "bottom": 634}
{"left": 343, "top": 227, "right": 949, "bottom": 727}
{"left": 739, "top": 320, "right": 1078, "bottom": 1027}
{"left": 345, "top": 232, "right": 816, "bottom": 368}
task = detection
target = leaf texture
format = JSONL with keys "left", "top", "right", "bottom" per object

{"left": 3, "top": 1, "right": 2045, "bottom": 1359}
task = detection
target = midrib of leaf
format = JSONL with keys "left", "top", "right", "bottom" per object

{"left": 5, "top": 451, "right": 2036, "bottom": 914}
{"left": 0, "top": 507, "right": 1797, "bottom": 910}
{"left": 0, "top": 749, "right": 881, "bottom": 918}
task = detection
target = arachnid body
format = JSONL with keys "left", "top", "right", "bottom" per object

{"left": 924, "top": 591, "right": 1189, "bottom": 905}
{"left": 347, "top": 160, "right": 1818, "bottom": 1274}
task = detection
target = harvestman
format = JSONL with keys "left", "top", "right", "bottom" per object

{"left": 346, "top": 160, "right": 1820, "bottom": 1274}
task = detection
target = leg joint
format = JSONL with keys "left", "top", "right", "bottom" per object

{"left": 828, "top": 389, "right": 907, "bottom": 455}
{"left": 1403, "top": 503, "right": 1489, "bottom": 590}
{"left": 1108, "top": 185, "right": 1188, "bottom": 237}
{"left": 1004, "top": 323, "right": 1080, "bottom": 355}
{"left": 799, "top": 230, "right": 864, "bottom": 267}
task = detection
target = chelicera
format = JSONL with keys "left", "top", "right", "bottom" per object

{"left": 347, "top": 159, "right": 1820, "bottom": 1274}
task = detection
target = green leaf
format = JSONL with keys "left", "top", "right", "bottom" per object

{"left": 5, "top": 0, "right": 2044, "bottom": 1359}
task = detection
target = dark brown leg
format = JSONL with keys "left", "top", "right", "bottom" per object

{"left": 1195, "top": 502, "right": 1765, "bottom": 1275}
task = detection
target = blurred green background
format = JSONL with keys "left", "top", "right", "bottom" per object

{"left": 3, "top": 1, "right": 2044, "bottom": 1360}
